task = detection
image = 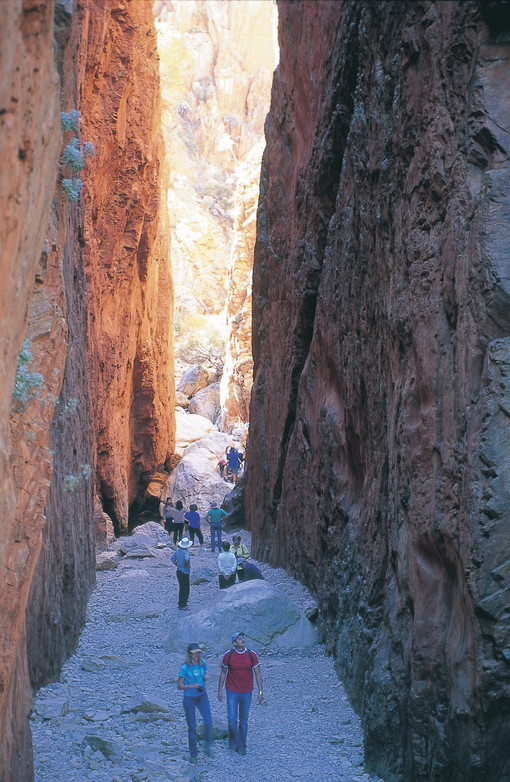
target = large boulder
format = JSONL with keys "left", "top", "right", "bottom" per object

{"left": 174, "top": 409, "right": 217, "bottom": 457}
{"left": 162, "top": 431, "right": 232, "bottom": 514}
{"left": 163, "top": 580, "right": 317, "bottom": 654}
{"left": 177, "top": 364, "right": 217, "bottom": 398}
{"left": 188, "top": 382, "right": 220, "bottom": 424}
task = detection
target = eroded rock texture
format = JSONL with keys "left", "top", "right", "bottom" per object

{"left": 245, "top": 2, "right": 510, "bottom": 780}
{"left": 220, "top": 142, "right": 264, "bottom": 430}
{"left": 80, "top": 0, "right": 175, "bottom": 532}
{"left": 0, "top": 1, "right": 61, "bottom": 778}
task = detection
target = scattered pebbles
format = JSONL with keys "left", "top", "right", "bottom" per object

{"left": 32, "top": 529, "right": 385, "bottom": 782}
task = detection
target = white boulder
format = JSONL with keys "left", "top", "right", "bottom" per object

{"left": 163, "top": 580, "right": 317, "bottom": 654}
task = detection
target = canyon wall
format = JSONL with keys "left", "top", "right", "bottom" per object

{"left": 0, "top": 1, "right": 61, "bottom": 778}
{"left": 1, "top": 1, "right": 174, "bottom": 779}
{"left": 245, "top": 1, "right": 510, "bottom": 780}
{"left": 79, "top": 0, "right": 175, "bottom": 532}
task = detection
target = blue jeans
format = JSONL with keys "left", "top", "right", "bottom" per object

{"left": 183, "top": 692, "right": 213, "bottom": 757}
{"left": 211, "top": 524, "right": 222, "bottom": 552}
{"left": 226, "top": 690, "right": 252, "bottom": 750}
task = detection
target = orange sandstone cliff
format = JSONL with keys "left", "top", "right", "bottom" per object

{"left": 0, "top": 1, "right": 174, "bottom": 779}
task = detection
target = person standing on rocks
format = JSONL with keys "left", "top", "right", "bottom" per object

{"left": 205, "top": 501, "right": 227, "bottom": 552}
{"left": 172, "top": 500, "right": 186, "bottom": 543}
{"left": 178, "top": 643, "right": 214, "bottom": 765}
{"left": 218, "top": 540, "right": 237, "bottom": 589}
{"left": 162, "top": 497, "right": 175, "bottom": 536}
{"left": 185, "top": 503, "right": 204, "bottom": 546}
{"left": 171, "top": 537, "right": 192, "bottom": 610}
{"left": 218, "top": 632, "right": 263, "bottom": 756}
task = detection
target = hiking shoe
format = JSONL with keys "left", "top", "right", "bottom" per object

{"left": 236, "top": 747, "right": 247, "bottom": 756}
{"left": 190, "top": 755, "right": 198, "bottom": 765}
{"left": 178, "top": 606, "right": 190, "bottom": 610}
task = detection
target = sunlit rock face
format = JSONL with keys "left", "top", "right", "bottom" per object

{"left": 80, "top": 0, "right": 175, "bottom": 532}
{"left": 154, "top": 0, "right": 277, "bottom": 427}
{"left": 0, "top": 1, "right": 61, "bottom": 778}
{"left": 245, "top": 1, "right": 510, "bottom": 780}
{"left": 220, "top": 142, "right": 263, "bottom": 431}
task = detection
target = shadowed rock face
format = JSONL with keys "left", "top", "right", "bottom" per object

{"left": 245, "top": 1, "right": 510, "bottom": 780}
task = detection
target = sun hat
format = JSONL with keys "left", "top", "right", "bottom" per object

{"left": 231, "top": 631, "right": 245, "bottom": 644}
{"left": 178, "top": 537, "right": 192, "bottom": 548}
{"left": 187, "top": 643, "right": 201, "bottom": 653}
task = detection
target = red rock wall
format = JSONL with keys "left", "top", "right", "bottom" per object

{"left": 0, "top": 1, "right": 61, "bottom": 778}
{"left": 245, "top": 2, "right": 510, "bottom": 780}
{"left": 79, "top": 0, "right": 175, "bottom": 532}
{"left": 0, "top": 1, "right": 175, "bottom": 778}
{"left": 26, "top": 1, "right": 96, "bottom": 697}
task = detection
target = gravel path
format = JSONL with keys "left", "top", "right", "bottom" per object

{"left": 32, "top": 528, "right": 385, "bottom": 782}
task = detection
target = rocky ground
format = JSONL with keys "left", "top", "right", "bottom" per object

{"left": 32, "top": 527, "right": 386, "bottom": 782}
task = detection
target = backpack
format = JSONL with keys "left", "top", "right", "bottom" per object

{"left": 226, "top": 648, "right": 254, "bottom": 666}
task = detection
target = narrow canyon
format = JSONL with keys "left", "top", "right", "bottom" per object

{"left": 1, "top": 1, "right": 509, "bottom": 781}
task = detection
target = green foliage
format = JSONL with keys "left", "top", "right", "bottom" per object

{"left": 61, "top": 110, "right": 80, "bottom": 132}
{"left": 174, "top": 313, "right": 225, "bottom": 369}
{"left": 60, "top": 109, "right": 94, "bottom": 202}
{"left": 62, "top": 178, "right": 83, "bottom": 202}
{"left": 12, "top": 339, "right": 44, "bottom": 410}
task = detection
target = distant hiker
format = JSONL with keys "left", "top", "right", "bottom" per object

{"left": 218, "top": 540, "right": 237, "bottom": 589}
{"left": 217, "top": 457, "right": 227, "bottom": 478}
{"left": 225, "top": 446, "right": 241, "bottom": 483}
{"left": 172, "top": 500, "right": 186, "bottom": 543}
{"left": 185, "top": 503, "right": 204, "bottom": 546}
{"left": 162, "top": 497, "right": 174, "bottom": 536}
{"left": 178, "top": 643, "right": 214, "bottom": 765}
{"left": 217, "top": 631, "right": 263, "bottom": 756}
{"left": 205, "top": 501, "right": 227, "bottom": 552}
{"left": 171, "top": 537, "right": 192, "bottom": 610}
{"left": 237, "top": 560, "right": 264, "bottom": 582}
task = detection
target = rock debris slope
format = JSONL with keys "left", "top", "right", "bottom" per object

{"left": 32, "top": 529, "right": 384, "bottom": 782}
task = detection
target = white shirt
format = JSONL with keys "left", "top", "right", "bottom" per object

{"left": 218, "top": 551, "right": 237, "bottom": 577}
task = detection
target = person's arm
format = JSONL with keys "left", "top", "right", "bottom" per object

{"left": 254, "top": 665, "right": 263, "bottom": 704}
{"left": 178, "top": 676, "right": 199, "bottom": 691}
{"left": 218, "top": 666, "right": 227, "bottom": 700}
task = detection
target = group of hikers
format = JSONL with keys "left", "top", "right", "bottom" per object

{"left": 159, "top": 465, "right": 265, "bottom": 765}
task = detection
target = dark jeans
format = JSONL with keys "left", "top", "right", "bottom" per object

{"left": 211, "top": 524, "right": 222, "bottom": 551}
{"left": 219, "top": 573, "right": 236, "bottom": 589}
{"left": 183, "top": 692, "right": 213, "bottom": 757}
{"left": 173, "top": 523, "right": 184, "bottom": 543}
{"left": 176, "top": 569, "right": 190, "bottom": 608}
{"left": 226, "top": 690, "right": 251, "bottom": 750}
{"left": 189, "top": 526, "right": 204, "bottom": 545}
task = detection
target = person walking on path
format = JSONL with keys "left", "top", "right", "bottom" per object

{"left": 218, "top": 540, "right": 237, "bottom": 589}
{"left": 178, "top": 643, "right": 214, "bottom": 765}
{"left": 230, "top": 534, "right": 250, "bottom": 580}
{"left": 162, "top": 497, "right": 175, "bottom": 536}
{"left": 218, "top": 632, "right": 263, "bottom": 756}
{"left": 172, "top": 500, "right": 186, "bottom": 543}
{"left": 185, "top": 504, "right": 204, "bottom": 546}
{"left": 205, "top": 501, "right": 227, "bottom": 552}
{"left": 237, "top": 560, "right": 264, "bottom": 582}
{"left": 171, "top": 537, "right": 192, "bottom": 610}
